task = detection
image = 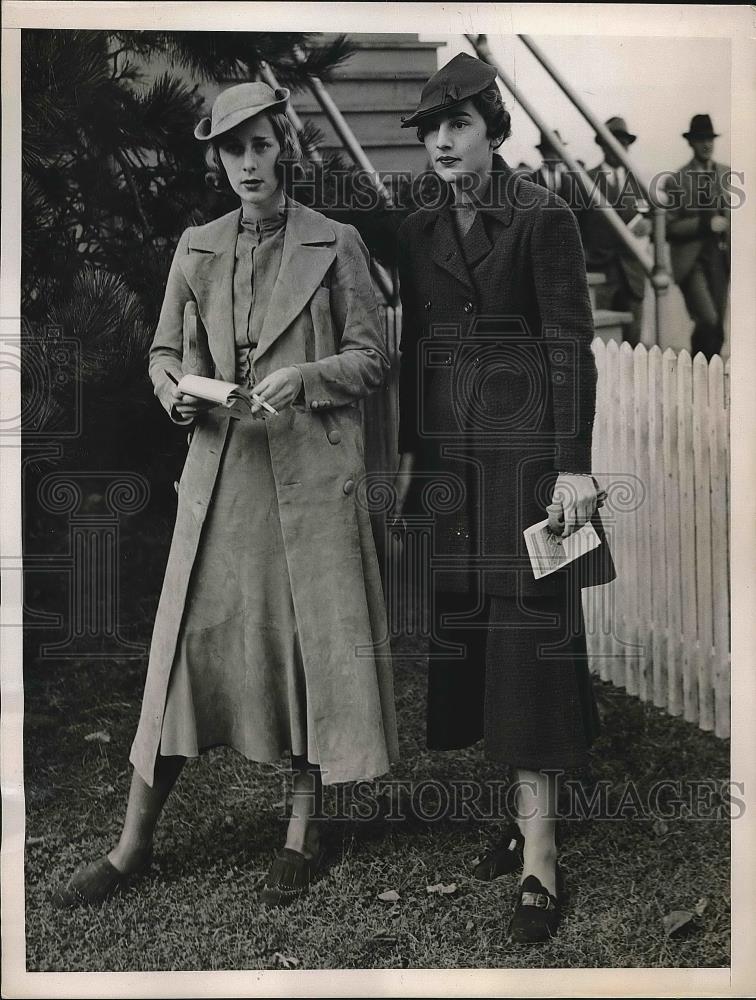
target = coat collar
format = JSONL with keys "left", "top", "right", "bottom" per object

{"left": 421, "top": 155, "right": 516, "bottom": 290}
{"left": 179, "top": 199, "right": 337, "bottom": 379}
{"left": 684, "top": 156, "right": 726, "bottom": 175}
{"left": 253, "top": 198, "right": 336, "bottom": 363}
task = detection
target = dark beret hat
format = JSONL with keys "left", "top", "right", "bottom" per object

{"left": 400, "top": 52, "right": 498, "bottom": 129}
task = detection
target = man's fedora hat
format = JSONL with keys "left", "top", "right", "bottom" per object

{"left": 536, "top": 128, "right": 565, "bottom": 151}
{"left": 596, "top": 115, "right": 637, "bottom": 145}
{"left": 400, "top": 52, "right": 497, "bottom": 129}
{"left": 194, "top": 82, "right": 290, "bottom": 141}
{"left": 683, "top": 114, "right": 720, "bottom": 141}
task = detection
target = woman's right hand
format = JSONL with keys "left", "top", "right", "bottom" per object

{"left": 170, "top": 387, "right": 216, "bottom": 421}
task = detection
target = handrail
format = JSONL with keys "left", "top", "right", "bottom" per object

{"left": 517, "top": 32, "right": 671, "bottom": 337}
{"left": 465, "top": 34, "right": 654, "bottom": 276}
{"left": 518, "top": 35, "right": 665, "bottom": 211}
{"left": 466, "top": 33, "right": 670, "bottom": 344}
{"left": 294, "top": 48, "right": 394, "bottom": 209}
{"left": 259, "top": 61, "right": 323, "bottom": 164}
{"left": 261, "top": 59, "right": 396, "bottom": 305}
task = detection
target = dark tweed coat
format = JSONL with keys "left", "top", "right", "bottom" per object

{"left": 397, "top": 155, "right": 615, "bottom": 600}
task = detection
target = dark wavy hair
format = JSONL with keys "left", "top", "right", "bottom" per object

{"left": 416, "top": 84, "right": 512, "bottom": 148}
{"left": 208, "top": 110, "right": 303, "bottom": 187}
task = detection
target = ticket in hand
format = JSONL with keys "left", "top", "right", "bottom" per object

{"left": 523, "top": 518, "right": 601, "bottom": 580}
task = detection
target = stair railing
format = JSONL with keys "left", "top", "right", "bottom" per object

{"left": 466, "top": 33, "right": 671, "bottom": 343}
{"left": 260, "top": 59, "right": 397, "bottom": 306}
{"left": 517, "top": 34, "right": 671, "bottom": 340}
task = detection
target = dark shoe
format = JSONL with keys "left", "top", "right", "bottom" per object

{"left": 473, "top": 827, "right": 525, "bottom": 881}
{"left": 260, "top": 845, "right": 326, "bottom": 907}
{"left": 51, "top": 849, "right": 153, "bottom": 909}
{"left": 508, "top": 872, "right": 562, "bottom": 944}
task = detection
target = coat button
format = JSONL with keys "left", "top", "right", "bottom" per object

{"left": 343, "top": 479, "right": 355, "bottom": 495}
{"left": 173, "top": 480, "right": 179, "bottom": 495}
{"left": 186, "top": 430, "right": 193, "bottom": 446}
{"left": 328, "top": 429, "right": 341, "bottom": 445}
{"left": 424, "top": 300, "right": 432, "bottom": 311}
{"left": 463, "top": 300, "right": 474, "bottom": 314}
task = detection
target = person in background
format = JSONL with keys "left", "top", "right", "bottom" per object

{"left": 664, "top": 114, "right": 730, "bottom": 360}
{"left": 578, "top": 116, "right": 652, "bottom": 347}
{"left": 528, "top": 129, "right": 573, "bottom": 204}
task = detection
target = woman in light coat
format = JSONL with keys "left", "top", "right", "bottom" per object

{"left": 53, "top": 82, "right": 398, "bottom": 908}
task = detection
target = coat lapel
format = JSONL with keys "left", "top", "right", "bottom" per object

{"left": 427, "top": 157, "right": 516, "bottom": 289}
{"left": 460, "top": 211, "right": 493, "bottom": 269}
{"left": 253, "top": 201, "right": 337, "bottom": 364}
{"left": 180, "top": 209, "right": 239, "bottom": 383}
{"left": 429, "top": 207, "right": 475, "bottom": 292}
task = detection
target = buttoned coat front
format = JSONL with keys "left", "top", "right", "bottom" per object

{"left": 397, "top": 157, "right": 615, "bottom": 598}
{"left": 130, "top": 200, "right": 399, "bottom": 787}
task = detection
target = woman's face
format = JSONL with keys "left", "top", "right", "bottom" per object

{"left": 422, "top": 99, "right": 494, "bottom": 194}
{"left": 217, "top": 113, "right": 281, "bottom": 211}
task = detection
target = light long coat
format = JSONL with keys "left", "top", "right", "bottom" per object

{"left": 130, "top": 199, "right": 399, "bottom": 787}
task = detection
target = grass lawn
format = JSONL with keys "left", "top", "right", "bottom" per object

{"left": 22, "top": 509, "right": 730, "bottom": 971}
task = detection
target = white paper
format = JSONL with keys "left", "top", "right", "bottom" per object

{"left": 523, "top": 517, "right": 601, "bottom": 579}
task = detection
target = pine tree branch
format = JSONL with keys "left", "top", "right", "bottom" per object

{"left": 113, "top": 148, "right": 152, "bottom": 245}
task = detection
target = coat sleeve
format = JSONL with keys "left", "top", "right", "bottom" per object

{"left": 530, "top": 199, "right": 597, "bottom": 473}
{"left": 293, "top": 225, "right": 389, "bottom": 408}
{"left": 396, "top": 218, "right": 421, "bottom": 455}
{"left": 147, "top": 228, "right": 194, "bottom": 426}
{"left": 664, "top": 170, "right": 713, "bottom": 243}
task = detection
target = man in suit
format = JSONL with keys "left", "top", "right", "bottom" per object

{"left": 528, "top": 129, "right": 574, "bottom": 204}
{"left": 664, "top": 114, "right": 730, "bottom": 359}
{"left": 578, "top": 116, "right": 652, "bottom": 347}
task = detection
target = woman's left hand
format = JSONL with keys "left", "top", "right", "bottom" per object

{"left": 551, "top": 473, "right": 598, "bottom": 538}
{"left": 251, "top": 367, "right": 304, "bottom": 415}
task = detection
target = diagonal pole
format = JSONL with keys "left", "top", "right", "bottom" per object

{"left": 260, "top": 59, "right": 396, "bottom": 304}
{"left": 465, "top": 34, "right": 655, "bottom": 277}
{"left": 517, "top": 33, "right": 670, "bottom": 341}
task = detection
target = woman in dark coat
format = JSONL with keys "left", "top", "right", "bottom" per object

{"left": 393, "top": 53, "right": 613, "bottom": 942}
{"left": 53, "top": 83, "right": 398, "bottom": 909}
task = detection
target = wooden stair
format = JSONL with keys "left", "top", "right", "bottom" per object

{"left": 295, "top": 33, "right": 443, "bottom": 175}
{"left": 587, "top": 272, "right": 632, "bottom": 343}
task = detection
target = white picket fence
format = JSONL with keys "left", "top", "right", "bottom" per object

{"left": 584, "top": 340, "right": 731, "bottom": 738}
{"left": 367, "top": 309, "right": 731, "bottom": 738}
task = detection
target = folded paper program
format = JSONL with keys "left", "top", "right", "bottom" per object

{"left": 523, "top": 519, "right": 602, "bottom": 580}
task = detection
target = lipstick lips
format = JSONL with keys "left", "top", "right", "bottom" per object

{"left": 242, "top": 179, "right": 263, "bottom": 188}
{"left": 437, "top": 156, "right": 460, "bottom": 166}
